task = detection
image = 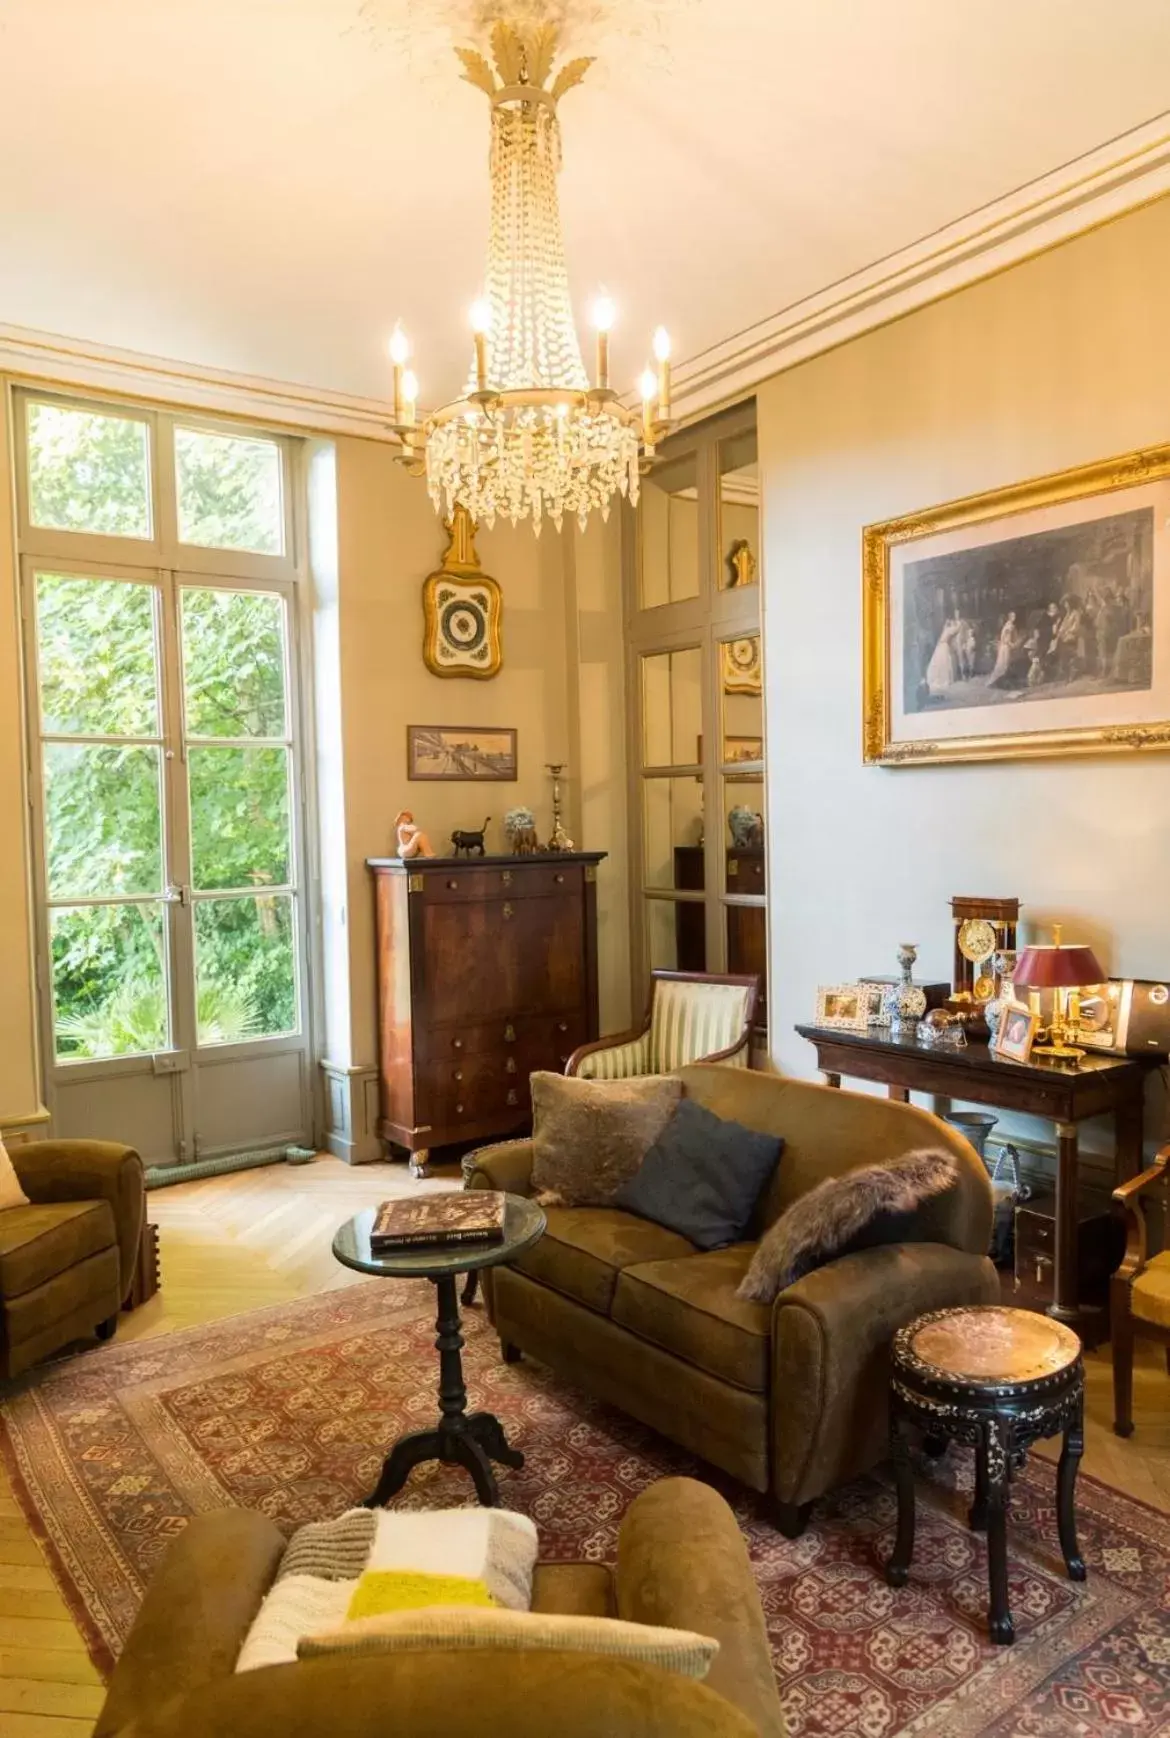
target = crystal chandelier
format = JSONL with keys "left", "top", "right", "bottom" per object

{"left": 388, "top": 21, "right": 672, "bottom": 534}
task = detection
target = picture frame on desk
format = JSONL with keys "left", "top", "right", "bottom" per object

{"left": 992, "top": 1002, "right": 1039, "bottom": 1064}
{"left": 815, "top": 984, "right": 871, "bottom": 1031}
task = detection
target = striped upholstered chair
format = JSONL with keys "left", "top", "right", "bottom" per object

{"left": 566, "top": 971, "right": 759, "bottom": 1080}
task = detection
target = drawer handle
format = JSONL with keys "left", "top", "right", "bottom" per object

{"left": 506, "top": 1089, "right": 518, "bottom": 1106}
{"left": 455, "top": 1102, "right": 465, "bottom": 1116}
{"left": 557, "top": 1021, "right": 568, "bottom": 1033}
{"left": 501, "top": 870, "right": 512, "bottom": 886}
{"left": 505, "top": 1057, "right": 517, "bottom": 1075}
{"left": 453, "top": 1069, "right": 463, "bottom": 1083}
{"left": 554, "top": 872, "right": 564, "bottom": 884}
{"left": 452, "top": 1038, "right": 464, "bottom": 1051}
{"left": 503, "top": 902, "right": 514, "bottom": 919}
{"left": 503, "top": 1022, "right": 516, "bottom": 1043}
{"left": 447, "top": 878, "right": 459, "bottom": 890}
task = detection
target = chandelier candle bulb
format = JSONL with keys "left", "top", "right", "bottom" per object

{"left": 470, "top": 298, "right": 492, "bottom": 393}
{"left": 640, "top": 368, "right": 658, "bottom": 448}
{"left": 388, "top": 326, "right": 410, "bottom": 423}
{"left": 592, "top": 295, "right": 615, "bottom": 391}
{"left": 401, "top": 370, "right": 419, "bottom": 427}
{"left": 653, "top": 327, "right": 672, "bottom": 419}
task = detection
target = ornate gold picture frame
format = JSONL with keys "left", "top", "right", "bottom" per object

{"left": 863, "top": 443, "right": 1170, "bottom": 766}
{"left": 422, "top": 505, "right": 503, "bottom": 680}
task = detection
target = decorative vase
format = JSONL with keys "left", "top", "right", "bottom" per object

{"left": 882, "top": 942, "right": 927, "bottom": 1035}
{"left": 985, "top": 948, "right": 1018, "bottom": 1042}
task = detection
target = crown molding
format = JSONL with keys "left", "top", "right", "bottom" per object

{"left": 671, "top": 113, "right": 1170, "bottom": 420}
{"left": 1, "top": 113, "right": 1167, "bottom": 440}
{"left": 0, "top": 322, "right": 401, "bottom": 443}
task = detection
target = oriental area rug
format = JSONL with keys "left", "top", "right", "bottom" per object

{"left": 3, "top": 1279, "right": 1169, "bottom": 1736}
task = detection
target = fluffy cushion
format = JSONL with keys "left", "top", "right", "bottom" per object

{"left": 614, "top": 1099, "right": 783, "bottom": 1250}
{"left": 736, "top": 1148, "right": 960, "bottom": 1304}
{"left": 0, "top": 1140, "right": 29, "bottom": 1212}
{"left": 297, "top": 1605, "right": 719, "bottom": 1681}
{"left": 530, "top": 1072, "right": 683, "bottom": 1209}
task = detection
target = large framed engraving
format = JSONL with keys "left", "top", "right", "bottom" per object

{"left": 863, "top": 446, "right": 1170, "bottom": 765}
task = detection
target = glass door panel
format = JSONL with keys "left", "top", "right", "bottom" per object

{"left": 639, "top": 453, "right": 700, "bottom": 608}
{"left": 718, "top": 431, "right": 759, "bottom": 592}
{"left": 640, "top": 647, "right": 702, "bottom": 768}
{"left": 32, "top": 571, "right": 169, "bottom": 1060}
{"left": 180, "top": 585, "right": 299, "bottom": 1047}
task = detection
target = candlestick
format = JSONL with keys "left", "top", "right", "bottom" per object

{"left": 401, "top": 370, "right": 418, "bottom": 428}
{"left": 470, "top": 299, "right": 492, "bottom": 393}
{"left": 389, "top": 326, "right": 409, "bottom": 423}
{"left": 653, "top": 327, "right": 671, "bottom": 421}
{"left": 592, "top": 294, "right": 615, "bottom": 391}
{"left": 640, "top": 368, "right": 657, "bottom": 448}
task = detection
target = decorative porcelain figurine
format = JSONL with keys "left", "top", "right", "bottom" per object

{"left": 728, "top": 806, "right": 764, "bottom": 849}
{"left": 882, "top": 942, "right": 928, "bottom": 1034}
{"left": 504, "top": 806, "right": 540, "bottom": 855}
{"left": 394, "top": 809, "right": 435, "bottom": 860}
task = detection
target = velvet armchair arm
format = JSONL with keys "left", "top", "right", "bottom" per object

{"left": 1113, "top": 1143, "right": 1170, "bottom": 1286}
{"left": 93, "top": 1508, "right": 286, "bottom": 1738}
{"left": 770, "top": 1241, "right": 1000, "bottom": 1510}
{"left": 464, "top": 1139, "right": 536, "bottom": 1197}
{"left": 617, "top": 1477, "right": 784, "bottom": 1738}
{"left": 13, "top": 1139, "right": 145, "bottom": 1302}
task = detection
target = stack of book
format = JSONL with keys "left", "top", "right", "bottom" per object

{"left": 368, "top": 1190, "right": 506, "bottom": 1252}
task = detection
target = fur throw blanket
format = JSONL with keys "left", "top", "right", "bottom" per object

{"left": 736, "top": 1147, "right": 960, "bottom": 1304}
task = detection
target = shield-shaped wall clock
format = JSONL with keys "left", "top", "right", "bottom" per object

{"left": 422, "top": 505, "right": 503, "bottom": 680}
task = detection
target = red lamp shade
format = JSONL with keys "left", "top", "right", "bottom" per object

{"left": 1013, "top": 943, "right": 1104, "bottom": 990}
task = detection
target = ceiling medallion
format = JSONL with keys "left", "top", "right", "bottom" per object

{"left": 387, "top": 19, "right": 673, "bottom": 534}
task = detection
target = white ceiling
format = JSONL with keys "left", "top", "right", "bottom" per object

{"left": 1, "top": 0, "right": 1169, "bottom": 412}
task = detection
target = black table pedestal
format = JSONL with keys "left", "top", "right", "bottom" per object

{"left": 362, "top": 1272, "right": 523, "bottom": 1509}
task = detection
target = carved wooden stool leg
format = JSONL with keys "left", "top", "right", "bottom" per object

{"left": 983, "top": 1417, "right": 1015, "bottom": 1644}
{"left": 1057, "top": 1395, "right": 1086, "bottom": 1581}
{"left": 886, "top": 1412, "right": 916, "bottom": 1587}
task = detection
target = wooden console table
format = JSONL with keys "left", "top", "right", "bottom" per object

{"left": 795, "top": 1024, "right": 1150, "bottom": 1334}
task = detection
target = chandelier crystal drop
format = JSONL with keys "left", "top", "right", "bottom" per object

{"left": 388, "top": 20, "right": 672, "bottom": 534}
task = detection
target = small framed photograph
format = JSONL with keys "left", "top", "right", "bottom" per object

{"left": 992, "top": 1001, "right": 1038, "bottom": 1064}
{"left": 407, "top": 725, "right": 518, "bottom": 781}
{"left": 815, "top": 984, "right": 870, "bottom": 1031}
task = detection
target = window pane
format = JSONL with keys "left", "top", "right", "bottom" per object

{"left": 181, "top": 588, "right": 287, "bottom": 738}
{"left": 720, "top": 632, "right": 763, "bottom": 766}
{"left": 26, "top": 402, "right": 151, "bottom": 539}
{"left": 175, "top": 427, "right": 284, "bottom": 556}
{"left": 45, "top": 744, "right": 162, "bottom": 898}
{"left": 189, "top": 745, "right": 291, "bottom": 891}
{"left": 640, "top": 453, "right": 700, "bottom": 607}
{"left": 51, "top": 902, "right": 168, "bottom": 1059}
{"left": 718, "top": 430, "right": 759, "bottom": 591}
{"left": 642, "top": 776, "right": 704, "bottom": 891}
{"left": 641, "top": 647, "right": 702, "bottom": 768}
{"left": 35, "top": 574, "right": 159, "bottom": 737}
{"left": 194, "top": 894, "right": 297, "bottom": 1043}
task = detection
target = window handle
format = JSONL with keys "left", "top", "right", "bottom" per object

{"left": 162, "top": 884, "right": 189, "bottom": 906}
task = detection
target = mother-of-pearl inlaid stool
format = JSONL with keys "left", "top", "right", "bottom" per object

{"left": 885, "top": 1305, "right": 1085, "bottom": 1645}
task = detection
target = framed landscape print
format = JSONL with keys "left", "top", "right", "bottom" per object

{"left": 862, "top": 444, "right": 1170, "bottom": 765}
{"left": 407, "top": 726, "right": 517, "bottom": 781}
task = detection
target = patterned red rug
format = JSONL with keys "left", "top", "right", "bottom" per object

{"left": 2, "top": 1279, "right": 1168, "bottom": 1735}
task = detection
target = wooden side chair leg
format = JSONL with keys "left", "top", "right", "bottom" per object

{"left": 1111, "top": 1277, "right": 1136, "bottom": 1439}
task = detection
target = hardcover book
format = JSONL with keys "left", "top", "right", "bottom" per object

{"left": 369, "top": 1190, "right": 506, "bottom": 1249}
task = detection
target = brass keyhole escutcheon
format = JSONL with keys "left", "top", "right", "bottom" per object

{"left": 505, "top": 1057, "right": 517, "bottom": 1074}
{"left": 501, "top": 870, "right": 512, "bottom": 886}
{"left": 506, "top": 1089, "right": 518, "bottom": 1106}
{"left": 503, "top": 1022, "right": 516, "bottom": 1043}
{"left": 503, "top": 902, "right": 514, "bottom": 919}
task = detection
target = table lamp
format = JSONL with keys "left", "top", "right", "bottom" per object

{"left": 1012, "top": 925, "right": 1105, "bottom": 1063}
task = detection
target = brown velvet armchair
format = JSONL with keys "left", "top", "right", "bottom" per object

{"left": 0, "top": 1139, "right": 144, "bottom": 1378}
{"left": 1111, "top": 1143, "right": 1170, "bottom": 1436}
{"left": 94, "top": 1478, "right": 785, "bottom": 1738}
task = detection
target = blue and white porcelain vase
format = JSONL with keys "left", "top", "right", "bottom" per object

{"left": 985, "top": 949, "right": 1018, "bottom": 1043}
{"left": 883, "top": 942, "right": 928, "bottom": 1035}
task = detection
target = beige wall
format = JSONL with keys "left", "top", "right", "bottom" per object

{"left": 320, "top": 441, "right": 631, "bottom": 1102}
{"left": 759, "top": 194, "right": 1170, "bottom": 1158}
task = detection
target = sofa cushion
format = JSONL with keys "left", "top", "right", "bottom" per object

{"left": 615, "top": 1099, "right": 782, "bottom": 1251}
{"left": 612, "top": 1247, "right": 770, "bottom": 1394}
{"left": 530, "top": 1073, "right": 683, "bottom": 1208}
{"left": 513, "top": 1208, "right": 695, "bottom": 1316}
{"left": 0, "top": 1199, "right": 116, "bottom": 1299}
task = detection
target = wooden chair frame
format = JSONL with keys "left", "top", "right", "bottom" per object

{"left": 565, "top": 970, "right": 760, "bottom": 1077}
{"left": 1111, "top": 1142, "right": 1170, "bottom": 1436}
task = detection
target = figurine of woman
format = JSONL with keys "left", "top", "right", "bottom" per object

{"left": 394, "top": 810, "right": 435, "bottom": 860}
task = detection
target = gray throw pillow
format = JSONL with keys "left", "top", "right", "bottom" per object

{"left": 736, "top": 1148, "right": 960, "bottom": 1304}
{"left": 614, "top": 1099, "right": 783, "bottom": 1250}
{"left": 530, "top": 1071, "right": 683, "bottom": 1208}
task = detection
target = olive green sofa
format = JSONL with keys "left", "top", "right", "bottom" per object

{"left": 94, "top": 1478, "right": 785, "bottom": 1738}
{"left": 469, "top": 1065, "right": 997, "bottom": 1536}
{"left": 1, "top": 1139, "right": 144, "bottom": 1378}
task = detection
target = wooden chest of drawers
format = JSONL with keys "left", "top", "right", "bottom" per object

{"left": 367, "top": 853, "right": 605, "bottom": 1174}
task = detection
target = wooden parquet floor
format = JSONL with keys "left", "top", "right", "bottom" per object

{"left": 2, "top": 1152, "right": 1170, "bottom": 1736}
